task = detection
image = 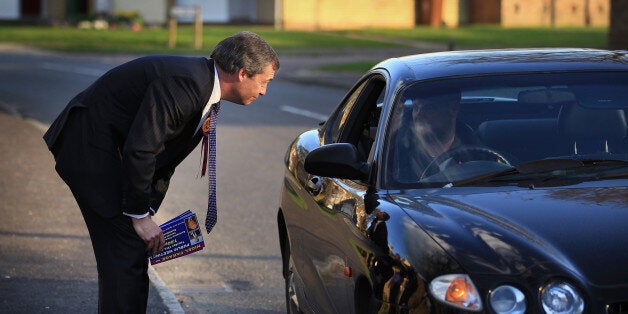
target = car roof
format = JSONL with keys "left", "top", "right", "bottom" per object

{"left": 373, "top": 48, "right": 628, "bottom": 83}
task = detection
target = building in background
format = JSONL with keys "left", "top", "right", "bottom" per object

{"left": 0, "top": 0, "right": 273, "bottom": 25}
{"left": 419, "top": 0, "right": 610, "bottom": 28}
{"left": 0, "top": 0, "right": 610, "bottom": 29}
{"left": 0, "top": 0, "right": 93, "bottom": 23}
{"left": 278, "top": 0, "right": 415, "bottom": 30}
{"left": 499, "top": 0, "right": 609, "bottom": 27}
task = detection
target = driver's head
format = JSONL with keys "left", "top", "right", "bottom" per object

{"left": 412, "top": 89, "right": 460, "bottom": 151}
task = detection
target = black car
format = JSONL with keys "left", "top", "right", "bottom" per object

{"left": 277, "top": 48, "right": 628, "bottom": 313}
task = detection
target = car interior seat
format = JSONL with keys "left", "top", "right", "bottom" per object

{"left": 558, "top": 104, "right": 628, "bottom": 155}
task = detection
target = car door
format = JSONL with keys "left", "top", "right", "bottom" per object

{"left": 286, "top": 74, "right": 387, "bottom": 313}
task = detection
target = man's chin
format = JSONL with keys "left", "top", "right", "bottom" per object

{"left": 242, "top": 98, "right": 257, "bottom": 106}
{"left": 232, "top": 100, "right": 251, "bottom": 106}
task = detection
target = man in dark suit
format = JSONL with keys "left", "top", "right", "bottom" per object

{"left": 43, "top": 31, "right": 279, "bottom": 313}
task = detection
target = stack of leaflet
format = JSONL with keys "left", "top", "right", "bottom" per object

{"left": 150, "top": 210, "right": 205, "bottom": 265}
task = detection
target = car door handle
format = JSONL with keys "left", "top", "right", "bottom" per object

{"left": 306, "top": 176, "right": 323, "bottom": 195}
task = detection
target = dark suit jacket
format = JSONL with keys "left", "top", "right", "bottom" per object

{"left": 44, "top": 56, "right": 214, "bottom": 218}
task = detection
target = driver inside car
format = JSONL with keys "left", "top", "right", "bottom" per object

{"left": 397, "top": 90, "right": 462, "bottom": 181}
{"left": 395, "top": 88, "right": 509, "bottom": 183}
{"left": 393, "top": 86, "right": 510, "bottom": 182}
{"left": 411, "top": 91, "right": 461, "bottom": 161}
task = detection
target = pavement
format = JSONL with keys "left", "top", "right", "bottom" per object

{"left": 0, "top": 42, "right": 446, "bottom": 313}
{"left": 0, "top": 112, "right": 169, "bottom": 313}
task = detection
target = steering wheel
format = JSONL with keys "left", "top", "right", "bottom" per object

{"left": 420, "top": 145, "right": 511, "bottom": 180}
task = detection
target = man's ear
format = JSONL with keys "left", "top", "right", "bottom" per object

{"left": 237, "top": 68, "right": 247, "bottom": 82}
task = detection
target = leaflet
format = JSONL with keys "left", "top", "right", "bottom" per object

{"left": 150, "top": 210, "right": 205, "bottom": 265}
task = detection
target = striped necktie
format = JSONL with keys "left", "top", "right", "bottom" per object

{"left": 200, "top": 102, "right": 220, "bottom": 233}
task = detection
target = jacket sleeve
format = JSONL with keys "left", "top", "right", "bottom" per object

{"left": 121, "top": 76, "right": 202, "bottom": 215}
{"left": 149, "top": 168, "right": 175, "bottom": 213}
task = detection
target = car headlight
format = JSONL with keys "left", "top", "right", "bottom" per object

{"left": 540, "top": 281, "right": 584, "bottom": 314}
{"left": 429, "top": 274, "right": 482, "bottom": 311}
{"left": 489, "top": 285, "right": 526, "bottom": 314}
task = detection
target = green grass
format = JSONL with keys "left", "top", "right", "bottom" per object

{"left": 337, "top": 25, "right": 609, "bottom": 49}
{"left": 0, "top": 24, "right": 609, "bottom": 54}
{"left": 0, "top": 24, "right": 610, "bottom": 73}
{"left": 325, "top": 25, "right": 609, "bottom": 72}
{"left": 317, "top": 60, "right": 380, "bottom": 72}
{"left": 0, "top": 25, "right": 396, "bottom": 55}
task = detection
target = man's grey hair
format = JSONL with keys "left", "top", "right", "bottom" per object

{"left": 211, "top": 31, "right": 280, "bottom": 76}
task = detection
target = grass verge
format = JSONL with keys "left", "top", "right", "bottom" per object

{"left": 0, "top": 24, "right": 610, "bottom": 73}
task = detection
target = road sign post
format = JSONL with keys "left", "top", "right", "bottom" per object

{"left": 168, "top": 6, "right": 202, "bottom": 49}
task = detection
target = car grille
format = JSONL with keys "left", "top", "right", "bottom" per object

{"left": 607, "top": 302, "right": 628, "bottom": 314}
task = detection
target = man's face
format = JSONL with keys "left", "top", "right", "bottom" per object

{"left": 413, "top": 103, "right": 458, "bottom": 136}
{"left": 234, "top": 64, "right": 276, "bottom": 105}
{"left": 411, "top": 95, "right": 459, "bottom": 151}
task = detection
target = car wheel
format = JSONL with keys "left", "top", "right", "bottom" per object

{"left": 285, "top": 254, "right": 302, "bottom": 314}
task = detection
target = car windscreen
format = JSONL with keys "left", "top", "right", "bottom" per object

{"left": 384, "top": 71, "right": 628, "bottom": 188}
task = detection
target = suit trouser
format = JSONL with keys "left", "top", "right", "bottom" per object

{"left": 51, "top": 109, "right": 149, "bottom": 313}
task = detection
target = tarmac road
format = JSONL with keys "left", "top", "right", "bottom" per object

{"left": 0, "top": 43, "right": 430, "bottom": 313}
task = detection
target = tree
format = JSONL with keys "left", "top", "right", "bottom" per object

{"left": 609, "top": 0, "right": 628, "bottom": 49}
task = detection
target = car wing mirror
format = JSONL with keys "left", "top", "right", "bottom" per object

{"left": 304, "top": 143, "right": 370, "bottom": 180}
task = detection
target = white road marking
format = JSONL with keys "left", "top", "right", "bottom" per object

{"left": 279, "top": 105, "right": 327, "bottom": 121}
{"left": 41, "top": 62, "right": 104, "bottom": 77}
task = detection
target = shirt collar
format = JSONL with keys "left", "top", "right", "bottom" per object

{"left": 203, "top": 64, "right": 221, "bottom": 117}
{"left": 195, "top": 64, "right": 221, "bottom": 135}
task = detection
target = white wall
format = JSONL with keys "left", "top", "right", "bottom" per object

{"left": 113, "top": 0, "right": 167, "bottom": 24}
{"left": 177, "top": 0, "right": 229, "bottom": 23}
{"left": 0, "top": 0, "right": 20, "bottom": 20}
{"left": 229, "top": 0, "right": 256, "bottom": 22}
{"left": 94, "top": 0, "right": 113, "bottom": 14}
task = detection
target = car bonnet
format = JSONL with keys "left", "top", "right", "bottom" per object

{"left": 392, "top": 181, "right": 628, "bottom": 287}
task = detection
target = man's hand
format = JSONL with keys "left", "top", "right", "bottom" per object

{"left": 131, "top": 216, "right": 165, "bottom": 255}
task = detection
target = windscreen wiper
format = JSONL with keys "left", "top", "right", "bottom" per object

{"left": 454, "top": 158, "right": 628, "bottom": 187}
{"left": 515, "top": 158, "right": 584, "bottom": 173}
{"left": 453, "top": 159, "right": 581, "bottom": 186}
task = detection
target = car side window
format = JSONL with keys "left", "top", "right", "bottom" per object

{"left": 327, "top": 75, "right": 386, "bottom": 160}
{"left": 353, "top": 82, "right": 385, "bottom": 160}
{"left": 328, "top": 80, "right": 368, "bottom": 143}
